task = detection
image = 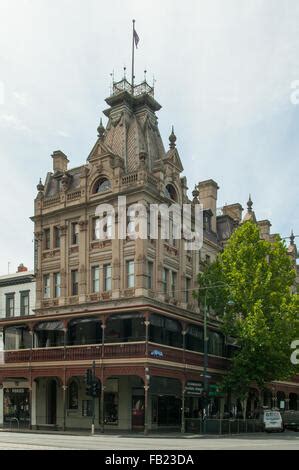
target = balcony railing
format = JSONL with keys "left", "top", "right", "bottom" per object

{"left": 3, "top": 342, "right": 229, "bottom": 370}
{"left": 112, "top": 79, "right": 154, "bottom": 98}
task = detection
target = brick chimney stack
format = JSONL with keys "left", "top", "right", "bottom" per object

{"left": 17, "top": 263, "right": 28, "bottom": 273}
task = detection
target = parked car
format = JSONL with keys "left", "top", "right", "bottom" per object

{"left": 253, "top": 408, "right": 284, "bottom": 432}
{"left": 281, "top": 410, "right": 299, "bottom": 431}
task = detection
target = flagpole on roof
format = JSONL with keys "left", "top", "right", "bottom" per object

{"left": 131, "top": 19, "right": 136, "bottom": 90}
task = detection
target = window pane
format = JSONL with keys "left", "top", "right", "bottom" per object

{"left": 147, "top": 261, "right": 153, "bottom": 289}
{"left": 127, "top": 261, "right": 134, "bottom": 288}
{"left": 72, "top": 223, "right": 79, "bottom": 245}
{"left": 104, "top": 264, "right": 112, "bottom": 291}
{"left": 92, "top": 266, "right": 100, "bottom": 293}
{"left": 71, "top": 270, "right": 79, "bottom": 295}
{"left": 54, "top": 273, "right": 61, "bottom": 298}
{"left": 43, "top": 275, "right": 50, "bottom": 298}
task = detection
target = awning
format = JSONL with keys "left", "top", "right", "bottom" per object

{"left": 69, "top": 318, "right": 101, "bottom": 327}
{"left": 35, "top": 321, "right": 64, "bottom": 331}
{"left": 108, "top": 313, "right": 144, "bottom": 321}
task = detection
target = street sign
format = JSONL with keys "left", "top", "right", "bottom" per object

{"left": 185, "top": 381, "right": 204, "bottom": 396}
{"left": 208, "top": 384, "right": 224, "bottom": 397}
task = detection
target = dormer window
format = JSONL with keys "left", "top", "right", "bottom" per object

{"left": 165, "top": 184, "right": 177, "bottom": 202}
{"left": 93, "top": 178, "right": 111, "bottom": 194}
{"left": 203, "top": 210, "right": 213, "bottom": 232}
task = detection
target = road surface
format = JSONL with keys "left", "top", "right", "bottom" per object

{"left": 0, "top": 430, "right": 298, "bottom": 450}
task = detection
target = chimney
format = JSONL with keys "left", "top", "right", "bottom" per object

{"left": 52, "top": 150, "right": 69, "bottom": 172}
{"left": 17, "top": 263, "right": 28, "bottom": 273}
{"left": 197, "top": 179, "right": 219, "bottom": 233}
{"left": 222, "top": 203, "right": 243, "bottom": 223}
{"left": 258, "top": 220, "right": 272, "bottom": 240}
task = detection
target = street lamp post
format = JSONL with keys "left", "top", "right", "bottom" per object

{"left": 197, "top": 282, "right": 234, "bottom": 434}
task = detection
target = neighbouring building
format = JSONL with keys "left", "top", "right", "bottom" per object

{"left": 0, "top": 264, "right": 35, "bottom": 428}
{"left": 0, "top": 75, "right": 298, "bottom": 432}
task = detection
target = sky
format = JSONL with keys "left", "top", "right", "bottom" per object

{"left": 0, "top": 0, "right": 298, "bottom": 273}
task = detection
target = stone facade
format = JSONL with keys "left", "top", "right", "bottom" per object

{"left": 0, "top": 78, "right": 298, "bottom": 431}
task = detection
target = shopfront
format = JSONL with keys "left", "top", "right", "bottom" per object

{"left": 150, "top": 377, "right": 182, "bottom": 429}
{"left": 3, "top": 387, "right": 30, "bottom": 427}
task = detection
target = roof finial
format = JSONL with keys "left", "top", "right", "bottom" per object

{"left": 144, "top": 69, "right": 147, "bottom": 81}
{"left": 247, "top": 194, "right": 253, "bottom": 212}
{"left": 290, "top": 230, "right": 295, "bottom": 245}
{"left": 169, "top": 125, "right": 177, "bottom": 149}
{"left": 37, "top": 178, "right": 44, "bottom": 195}
{"left": 97, "top": 118, "right": 105, "bottom": 140}
{"left": 192, "top": 185, "right": 199, "bottom": 204}
{"left": 123, "top": 66, "right": 127, "bottom": 79}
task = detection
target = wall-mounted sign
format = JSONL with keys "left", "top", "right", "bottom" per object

{"left": 185, "top": 381, "right": 203, "bottom": 396}
{"left": 150, "top": 349, "right": 164, "bottom": 358}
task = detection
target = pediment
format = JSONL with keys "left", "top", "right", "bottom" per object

{"left": 164, "top": 148, "right": 184, "bottom": 172}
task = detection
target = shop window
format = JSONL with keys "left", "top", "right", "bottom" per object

{"left": 103, "top": 378, "right": 119, "bottom": 425}
{"left": 3, "top": 388, "right": 30, "bottom": 426}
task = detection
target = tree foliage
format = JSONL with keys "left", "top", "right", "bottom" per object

{"left": 196, "top": 221, "right": 299, "bottom": 398}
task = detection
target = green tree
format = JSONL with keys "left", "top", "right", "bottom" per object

{"left": 196, "top": 221, "right": 299, "bottom": 410}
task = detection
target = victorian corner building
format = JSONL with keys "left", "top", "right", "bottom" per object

{"left": 0, "top": 77, "right": 298, "bottom": 432}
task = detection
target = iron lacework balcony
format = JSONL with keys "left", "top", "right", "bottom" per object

{"left": 3, "top": 342, "right": 230, "bottom": 371}
{"left": 111, "top": 78, "right": 154, "bottom": 98}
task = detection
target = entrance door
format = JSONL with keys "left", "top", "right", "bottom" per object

{"left": 132, "top": 396, "right": 145, "bottom": 430}
{"left": 47, "top": 380, "right": 57, "bottom": 424}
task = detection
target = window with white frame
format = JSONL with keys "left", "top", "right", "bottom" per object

{"left": 91, "top": 266, "right": 100, "bottom": 293}
{"left": 43, "top": 274, "right": 50, "bottom": 298}
{"left": 126, "top": 261, "right": 135, "bottom": 288}
{"left": 54, "top": 272, "right": 61, "bottom": 298}
{"left": 104, "top": 264, "right": 112, "bottom": 291}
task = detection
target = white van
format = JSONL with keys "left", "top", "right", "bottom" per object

{"left": 262, "top": 410, "right": 284, "bottom": 432}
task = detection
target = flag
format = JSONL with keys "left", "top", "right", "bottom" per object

{"left": 133, "top": 28, "right": 140, "bottom": 48}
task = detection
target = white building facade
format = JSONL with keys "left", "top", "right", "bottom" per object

{"left": 0, "top": 265, "right": 35, "bottom": 428}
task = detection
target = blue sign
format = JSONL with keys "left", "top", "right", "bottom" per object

{"left": 150, "top": 349, "right": 164, "bottom": 358}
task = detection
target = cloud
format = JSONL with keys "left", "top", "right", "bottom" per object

{"left": 0, "top": 113, "right": 31, "bottom": 133}
{"left": 0, "top": 0, "right": 298, "bottom": 272}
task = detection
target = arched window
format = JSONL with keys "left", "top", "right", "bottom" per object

{"left": 208, "top": 331, "right": 225, "bottom": 357}
{"left": 93, "top": 178, "right": 111, "bottom": 194}
{"left": 68, "top": 380, "right": 79, "bottom": 410}
{"left": 185, "top": 325, "right": 204, "bottom": 352}
{"left": 165, "top": 184, "right": 177, "bottom": 201}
